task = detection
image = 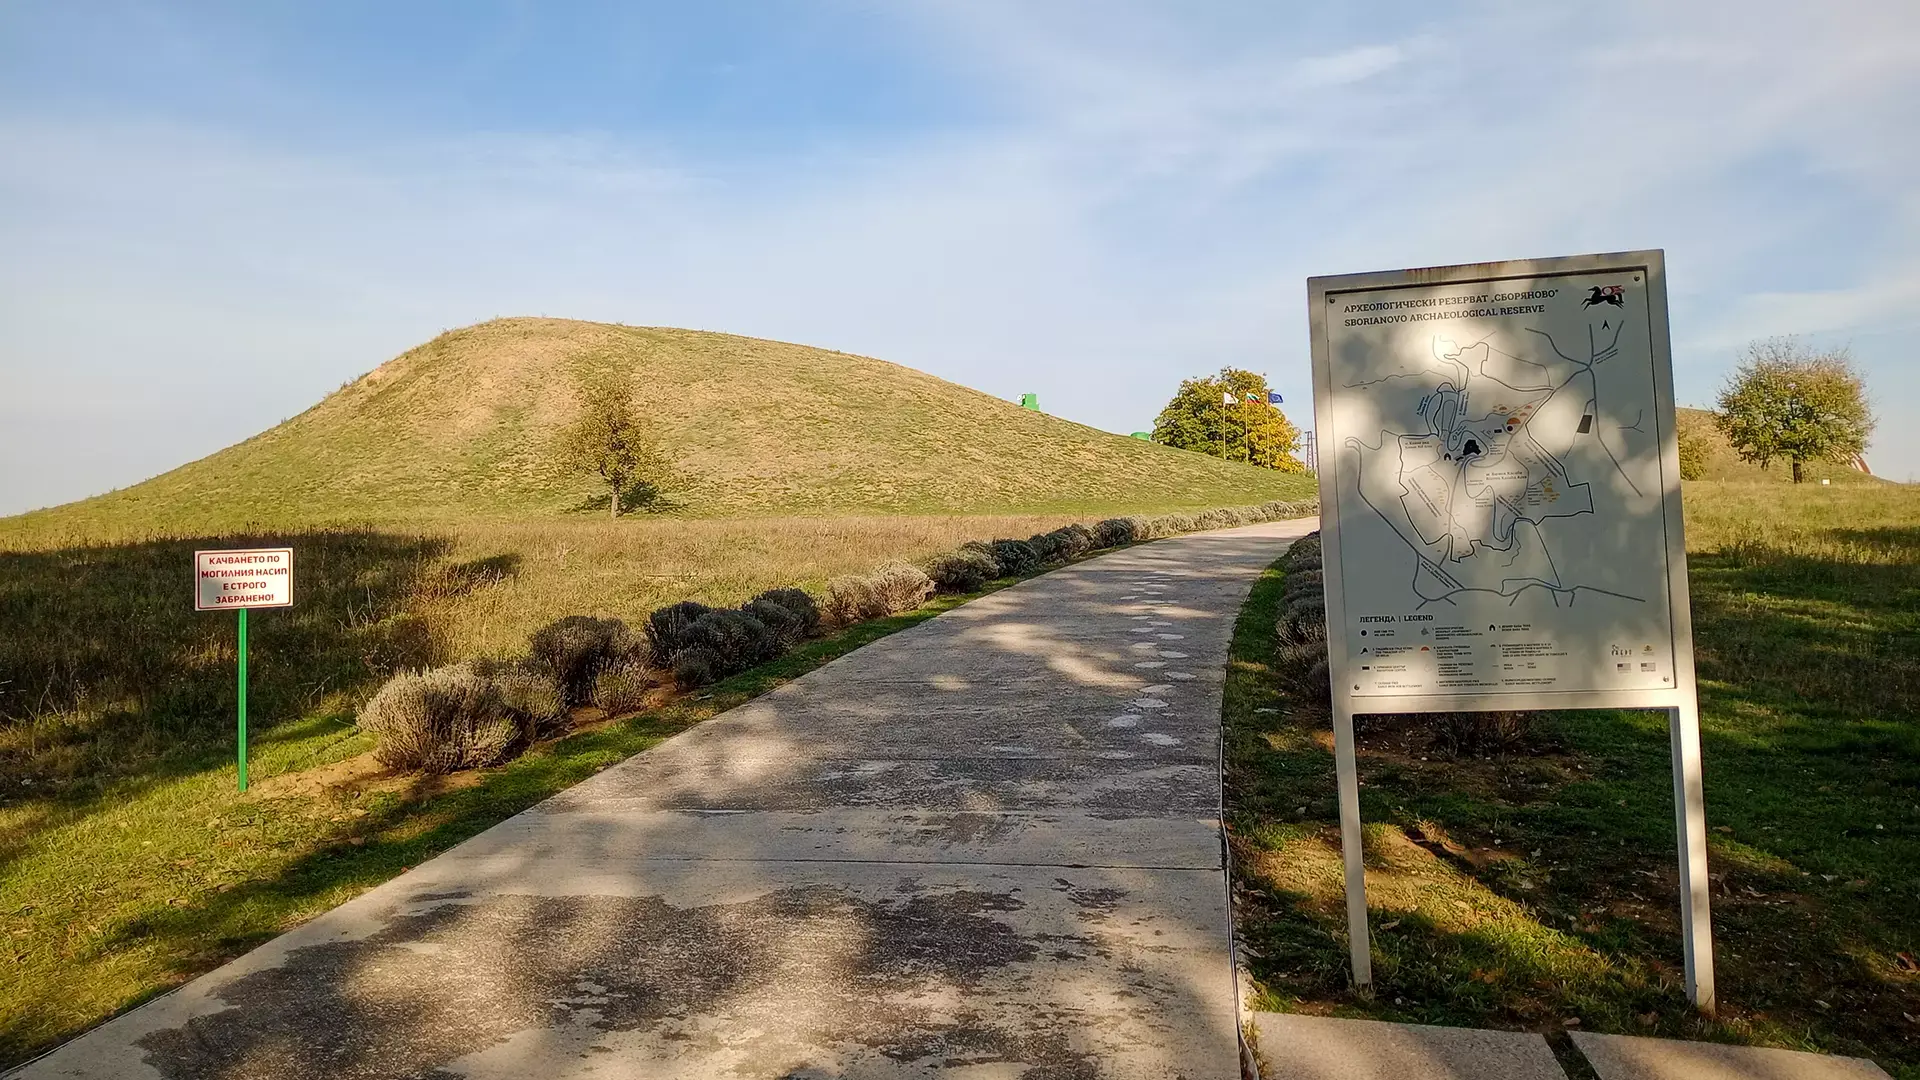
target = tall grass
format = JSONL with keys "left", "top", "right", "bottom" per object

{"left": 0, "top": 514, "right": 1091, "bottom": 789}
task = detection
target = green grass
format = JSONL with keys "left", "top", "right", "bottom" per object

{"left": 0, "top": 578, "right": 1010, "bottom": 1068}
{"left": 1, "top": 318, "right": 1312, "bottom": 541}
{"left": 1225, "top": 480, "right": 1920, "bottom": 1078}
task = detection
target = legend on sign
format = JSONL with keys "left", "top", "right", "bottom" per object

{"left": 194, "top": 548, "right": 294, "bottom": 610}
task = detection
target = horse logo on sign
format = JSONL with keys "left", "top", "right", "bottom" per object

{"left": 1582, "top": 284, "right": 1626, "bottom": 308}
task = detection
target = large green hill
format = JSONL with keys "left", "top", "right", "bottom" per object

{"left": 5, "top": 318, "right": 1311, "bottom": 540}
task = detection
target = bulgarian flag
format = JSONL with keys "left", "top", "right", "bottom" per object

{"left": 1245, "top": 391, "right": 1261, "bottom": 404}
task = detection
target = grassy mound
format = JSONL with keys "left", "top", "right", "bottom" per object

{"left": 3, "top": 318, "right": 1311, "bottom": 540}
{"left": 1677, "top": 406, "right": 1884, "bottom": 485}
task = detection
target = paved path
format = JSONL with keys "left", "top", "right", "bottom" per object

{"left": 1249, "top": 1015, "right": 1894, "bottom": 1080}
{"left": 17, "top": 519, "right": 1314, "bottom": 1080}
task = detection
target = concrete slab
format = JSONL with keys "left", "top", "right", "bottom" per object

{"left": 551, "top": 755, "right": 1226, "bottom": 814}
{"left": 11, "top": 518, "right": 1316, "bottom": 1080}
{"left": 1250, "top": 1013, "right": 1566, "bottom": 1080}
{"left": 429, "top": 806, "right": 1229, "bottom": 868}
{"left": 1570, "top": 1031, "right": 1892, "bottom": 1080}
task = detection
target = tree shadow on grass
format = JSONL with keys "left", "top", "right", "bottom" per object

{"left": 0, "top": 583, "right": 1076, "bottom": 1074}
{"left": 563, "top": 480, "right": 682, "bottom": 517}
{"left": 1829, "top": 524, "right": 1920, "bottom": 550}
{"left": 0, "top": 707, "right": 686, "bottom": 1068}
{"left": 0, "top": 530, "right": 531, "bottom": 864}
{"left": 1272, "top": 704, "right": 1914, "bottom": 1068}
{"left": 1231, "top": 535, "right": 1920, "bottom": 1074}
{"left": 0, "top": 591, "right": 983, "bottom": 1070}
{"left": 1236, "top": 807, "right": 1912, "bottom": 1072}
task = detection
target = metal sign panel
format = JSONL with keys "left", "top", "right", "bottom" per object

{"left": 1308, "top": 250, "right": 1694, "bottom": 714}
{"left": 194, "top": 548, "right": 294, "bottom": 611}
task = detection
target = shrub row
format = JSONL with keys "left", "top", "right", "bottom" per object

{"left": 654, "top": 589, "right": 822, "bottom": 689}
{"left": 359, "top": 498, "right": 1318, "bottom": 774}
{"left": 1266, "top": 529, "right": 1532, "bottom": 754}
{"left": 529, "top": 615, "right": 645, "bottom": 708}
{"left": 359, "top": 612, "right": 658, "bottom": 773}
{"left": 913, "top": 500, "right": 1320, "bottom": 603}
{"left": 1272, "top": 533, "right": 1331, "bottom": 711}
{"left": 359, "top": 661, "right": 562, "bottom": 774}
{"left": 927, "top": 547, "right": 998, "bottom": 592}
{"left": 825, "top": 561, "right": 934, "bottom": 626}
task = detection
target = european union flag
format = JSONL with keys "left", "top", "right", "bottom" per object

{"left": 1267, "top": 391, "right": 1283, "bottom": 405}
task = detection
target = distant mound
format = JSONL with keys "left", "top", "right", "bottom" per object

{"left": 6, "top": 319, "right": 1313, "bottom": 537}
{"left": 1676, "top": 406, "right": 1883, "bottom": 484}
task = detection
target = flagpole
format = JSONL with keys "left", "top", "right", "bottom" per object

{"left": 1262, "top": 376, "right": 1271, "bottom": 467}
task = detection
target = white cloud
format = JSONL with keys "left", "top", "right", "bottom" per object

{"left": 1293, "top": 44, "right": 1406, "bottom": 88}
{"left": 1682, "top": 271, "right": 1920, "bottom": 352}
{"left": 2, "top": 1, "right": 1918, "bottom": 511}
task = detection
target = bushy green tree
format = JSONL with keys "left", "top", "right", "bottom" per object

{"left": 1714, "top": 338, "right": 1873, "bottom": 483}
{"left": 1151, "top": 368, "right": 1304, "bottom": 470}
{"left": 555, "top": 364, "right": 671, "bottom": 516}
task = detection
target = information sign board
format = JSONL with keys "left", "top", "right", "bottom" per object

{"left": 194, "top": 548, "right": 294, "bottom": 611}
{"left": 1306, "top": 251, "right": 1714, "bottom": 1012}
{"left": 1311, "top": 252, "right": 1691, "bottom": 713}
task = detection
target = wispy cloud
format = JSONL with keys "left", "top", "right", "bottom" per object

{"left": 2, "top": 1, "right": 1918, "bottom": 510}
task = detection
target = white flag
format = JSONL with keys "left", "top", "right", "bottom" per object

{"left": 1222, "top": 391, "right": 1234, "bottom": 405}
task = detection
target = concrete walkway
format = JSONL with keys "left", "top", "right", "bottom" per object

{"left": 1248, "top": 1015, "right": 1894, "bottom": 1080}
{"left": 16, "top": 519, "right": 1314, "bottom": 1080}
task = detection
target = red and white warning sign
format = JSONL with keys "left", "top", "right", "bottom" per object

{"left": 194, "top": 548, "right": 294, "bottom": 610}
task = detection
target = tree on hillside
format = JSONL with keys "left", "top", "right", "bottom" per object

{"left": 1152, "top": 367, "right": 1305, "bottom": 471}
{"left": 1714, "top": 337, "right": 1873, "bottom": 483}
{"left": 555, "top": 364, "right": 672, "bottom": 517}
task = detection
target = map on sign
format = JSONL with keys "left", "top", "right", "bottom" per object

{"left": 1320, "top": 268, "right": 1679, "bottom": 701}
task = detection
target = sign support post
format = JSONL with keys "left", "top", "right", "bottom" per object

{"left": 237, "top": 607, "right": 249, "bottom": 793}
{"left": 1669, "top": 698, "right": 1715, "bottom": 1011}
{"left": 1306, "top": 250, "right": 1716, "bottom": 1014}
{"left": 1331, "top": 697, "right": 1372, "bottom": 991}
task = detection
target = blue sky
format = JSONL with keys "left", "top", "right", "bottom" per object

{"left": 3, "top": 1, "right": 1917, "bottom": 514}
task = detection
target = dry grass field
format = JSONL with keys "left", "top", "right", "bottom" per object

{"left": 0, "top": 513, "right": 1094, "bottom": 785}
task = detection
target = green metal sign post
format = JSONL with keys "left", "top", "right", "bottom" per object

{"left": 237, "top": 607, "right": 249, "bottom": 792}
{"left": 195, "top": 547, "right": 294, "bottom": 793}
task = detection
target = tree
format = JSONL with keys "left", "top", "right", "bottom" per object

{"left": 555, "top": 364, "right": 671, "bottom": 517}
{"left": 1151, "top": 367, "right": 1306, "bottom": 471}
{"left": 1713, "top": 338, "right": 1873, "bottom": 483}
